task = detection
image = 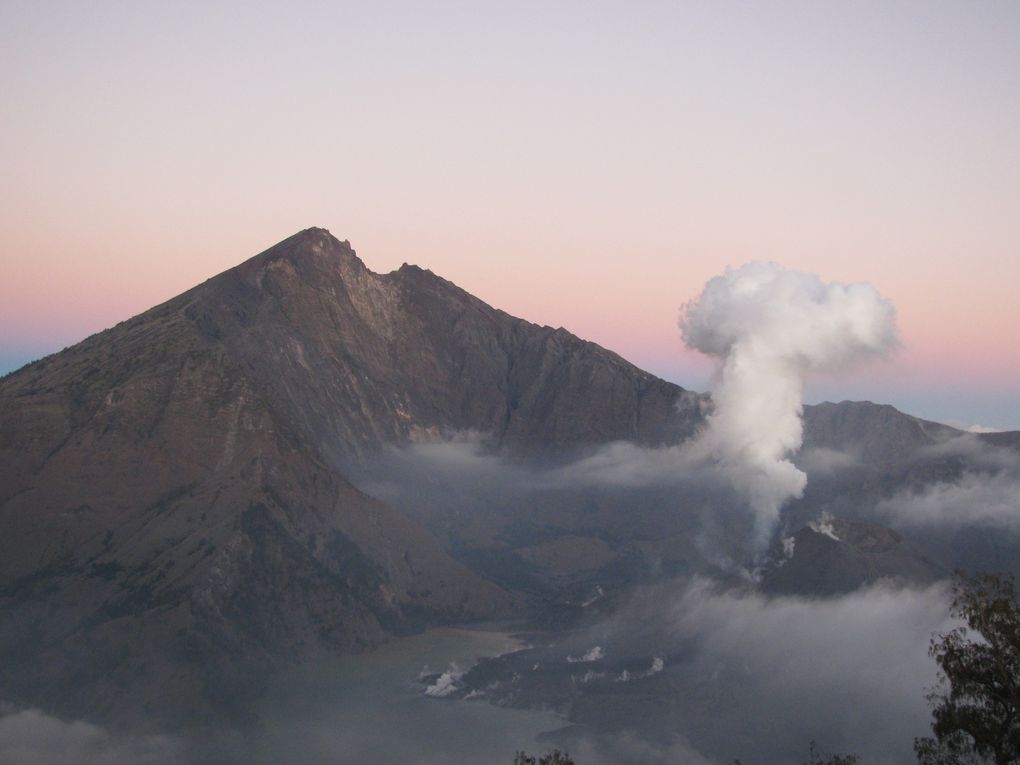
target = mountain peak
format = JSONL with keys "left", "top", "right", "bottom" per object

{"left": 221, "top": 227, "right": 368, "bottom": 297}
{"left": 264, "top": 226, "right": 357, "bottom": 261}
{"left": 291, "top": 225, "right": 346, "bottom": 247}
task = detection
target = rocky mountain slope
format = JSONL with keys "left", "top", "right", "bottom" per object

{"left": 177, "top": 227, "right": 700, "bottom": 462}
{"left": 761, "top": 517, "right": 944, "bottom": 596}
{"left": 0, "top": 228, "right": 705, "bottom": 726}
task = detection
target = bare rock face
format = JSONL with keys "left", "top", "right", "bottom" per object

{"left": 801, "top": 400, "right": 961, "bottom": 467}
{"left": 760, "top": 517, "right": 944, "bottom": 597}
{"left": 175, "top": 228, "right": 699, "bottom": 462}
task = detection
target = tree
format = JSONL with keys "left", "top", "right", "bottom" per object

{"left": 803, "top": 740, "right": 858, "bottom": 765}
{"left": 733, "top": 741, "right": 858, "bottom": 765}
{"left": 513, "top": 749, "right": 575, "bottom": 765}
{"left": 915, "top": 573, "right": 1020, "bottom": 765}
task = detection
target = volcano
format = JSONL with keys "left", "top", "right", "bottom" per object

{"left": 2, "top": 228, "right": 1016, "bottom": 732}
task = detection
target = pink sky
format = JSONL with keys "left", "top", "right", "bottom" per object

{"left": 2, "top": 2, "right": 1018, "bottom": 428}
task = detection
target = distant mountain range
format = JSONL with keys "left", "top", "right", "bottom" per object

{"left": 2, "top": 228, "right": 1016, "bottom": 729}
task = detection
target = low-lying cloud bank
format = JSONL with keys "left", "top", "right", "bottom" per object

{"left": 0, "top": 706, "right": 182, "bottom": 765}
{"left": 0, "top": 581, "right": 961, "bottom": 765}
{"left": 878, "top": 471, "right": 1020, "bottom": 530}
{"left": 546, "top": 578, "right": 956, "bottom": 765}
{"left": 356, "top": 432, "right": 764, "bottom": 571}
{"left": 363, "top": 429, "right": 1020, "bottom": 528}
{"left": 872, "top": 435, "right": 1020, "bottom": 531}
{"left": 359, "top": 432, "right": 701, "bottom": 493}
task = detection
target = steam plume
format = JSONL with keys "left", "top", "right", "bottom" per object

{"left": 680, "top": 262, "right": 899, "bottom": 548}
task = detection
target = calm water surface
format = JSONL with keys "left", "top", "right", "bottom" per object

{"left": 248, "top": 627, "right": 564, "bottom": 765}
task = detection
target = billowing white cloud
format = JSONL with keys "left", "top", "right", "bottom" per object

{"left": 424, "top": 663, "right": 466, "bottom": 698}
{"left": 566, "top": 646, "right": 605, "bottom": 663}
{"left": 679, "top": 262, "right": 899, "bottom": 548}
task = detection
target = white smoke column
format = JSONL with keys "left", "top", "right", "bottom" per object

{"left": 679, "top": 262, "right": 899, "bottom": 549}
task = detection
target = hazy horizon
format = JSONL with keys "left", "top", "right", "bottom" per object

{"left": 1, "top": 229, "right": 1016, "bottom": 431}
{"left": 3, "top": 1, "right": 1018, "bottom": 429}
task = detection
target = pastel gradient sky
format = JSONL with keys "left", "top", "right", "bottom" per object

{"left": 2, "top": 1, "right": 1018, "bottom": 428}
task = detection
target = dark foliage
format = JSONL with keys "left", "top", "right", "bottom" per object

{"left": 734, "top": 740, "right": 858, "bottom": 765}
{"left": 915, "top": 574, "right": 1020, "bottom": 765}
{"left": 802, "top": 740, "right": 859, "bottom": 765}
{"left": 513, "top": 750, "right": 575, "bottom": 765}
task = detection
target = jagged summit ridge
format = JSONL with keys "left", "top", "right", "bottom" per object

{"left": 168, "top": 229, "right": 699, "bottom": 461}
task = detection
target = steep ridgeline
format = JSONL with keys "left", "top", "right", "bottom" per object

{"left": 0, "top": 228, "right": 697, "bottom": 727}
{"left": 178, "top": 228, "right": 700, "bottom": 461}
{"left": 801, "top": 400, "right": 963, "bottom": 467}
